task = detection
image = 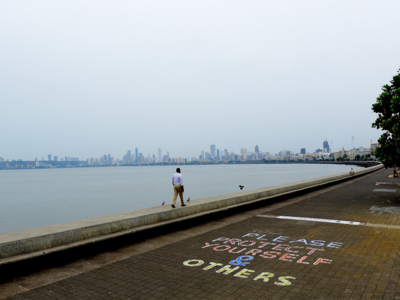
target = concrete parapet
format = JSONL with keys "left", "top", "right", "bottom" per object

{"left": 0, "top": 164, "right": 383, "bottom": 265}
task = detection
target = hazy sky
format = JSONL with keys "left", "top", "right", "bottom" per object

{"left": 1, "top": 1, "right": 399, "bottom": 160}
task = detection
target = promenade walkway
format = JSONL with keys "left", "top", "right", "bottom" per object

{"left": 1, "top": 167, "right": 400, "bottom": 299}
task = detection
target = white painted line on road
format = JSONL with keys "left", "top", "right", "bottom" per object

{"left": 376, "top": 182, "right": 400, "bottom": 186}
{"left": 257, "top": 215, "right": 400, "bottom": 229}
{"left": 373, "top": 189, "right": 397, "bottom": 192}
{"left": 256, "top": 214, "right": 360, "bottom": 225}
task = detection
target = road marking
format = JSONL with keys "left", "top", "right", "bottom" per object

{"left": 373, "top": 189, "right": 397, "bottom": 192}
{"left": 257, "top": 215, "right": 400, "bottom": 230}
{"left": 257, "top": 215, "right": 360, "bottom": 225}
{"left": 376, "top": 182, "right": 399, "bottom": 186}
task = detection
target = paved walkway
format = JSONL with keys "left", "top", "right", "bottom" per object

{"left": 2, "top": 168, "right": 400, "bottom": 299}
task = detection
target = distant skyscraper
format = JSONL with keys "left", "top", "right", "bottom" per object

{"left": 323, "top": 140, "right": 330, "bottom": 153}
{"left": 210, "top": 144, "right": 216, "bottom": 158}
{"left": 301, "top": 148, "right": 306, "bottom": 154}
{"left": 158, "top": 149, "right": 162, "bottom": 162}
{"left": 48, "top": 154, "right": 52, "bottom": 161}
{"left": 135, "top": 148, "right": 138, "bottom": 162}
{"left": 217, "top": 149, "right": 220, "bottom": 161}
{"left": 255, "top": 145, "right": 259, "bottom": 154}
{"left": 54, "top": 156, "right": 58, "bottom": 162}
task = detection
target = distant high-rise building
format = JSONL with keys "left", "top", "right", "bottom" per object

{"left": 48, "top": 154, "right": 52, "bottom": 161}
{"left": 210, "top": 144, "right": 216, "bottom": 158}
{"left": 217, "top": 149, "right": 220, "bottom": 161}
{"left": 255, "top": 145, "right": 259, "bottom": 154}
{"left": 158, "top": 149, "right": 162, "bottom": 162}
{"left": 300, "top": 148, "right": 306, "bottom": 154}
{"left": 371, "top": 141, "right": 379, "bottom": 154}
{"left": 136, "top": 152, "right": 144, "bottom": 164}
{"left": 323, "top": 140, "right": 330, "bottom": 153}
{"left": 135, "top": 148, "right": 138, "bottom": 162}
{"left": 123, "top": 150, "right": 131, "bottom": 162}
{"left": 54, "top": 156, "right": 58, "bottom": 162}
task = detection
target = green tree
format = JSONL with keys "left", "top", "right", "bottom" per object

{"left": 372, "top": 68, "right": 400, "bottom": 169}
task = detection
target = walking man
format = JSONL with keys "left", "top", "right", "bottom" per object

{"left": 350, "top": 168, "right": 355, "bottom": 175}
{"left": 171, "top": 168, "right": 185, "bottom": 208}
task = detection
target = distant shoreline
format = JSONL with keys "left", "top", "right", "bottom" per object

{"left": 0, "top": 160, "right": 379, "bottom": 171}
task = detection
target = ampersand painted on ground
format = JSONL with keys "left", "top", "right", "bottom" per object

{"left": 229, "top": 255, "right": 253, "bottom": 266}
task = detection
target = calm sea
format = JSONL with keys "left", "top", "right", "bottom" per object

{"left": 0, "top": 164, "right": 362, "bottom": 234}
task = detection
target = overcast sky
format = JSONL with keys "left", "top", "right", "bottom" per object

{"left": 1, "top": 0, "right": 399, "bottom": 160}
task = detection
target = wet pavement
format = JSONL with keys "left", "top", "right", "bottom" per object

{"left": 2, "top": 167, "right": 400, "bottom": 299}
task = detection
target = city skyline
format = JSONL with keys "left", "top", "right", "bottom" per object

{"left": 0, "top": 139, "right": 377, "bottom": 164}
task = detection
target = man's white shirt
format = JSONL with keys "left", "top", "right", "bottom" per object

{"left": 172, "top": 173, "right": 183, "bottom": 186}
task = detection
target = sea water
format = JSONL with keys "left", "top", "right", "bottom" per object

{"left": 0, "top": 164, "right": 362, "bottom": 234}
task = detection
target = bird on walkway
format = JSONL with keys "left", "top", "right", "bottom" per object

{"left": 161, "top": 201, "right": 165, "bottom": 205}
{"left": 187, "top": 197, "right": 190, "bottom": 202}
{"left": 239, "top": 185, "right": 244, "bottom": 190}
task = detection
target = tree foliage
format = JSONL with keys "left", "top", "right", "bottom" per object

{"left": 372, "top": 68, "right": 400, "bottom": 169}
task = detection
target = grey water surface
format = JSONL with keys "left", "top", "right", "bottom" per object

{"left": 0, "top": 164, "right": 362, "bottom": 234}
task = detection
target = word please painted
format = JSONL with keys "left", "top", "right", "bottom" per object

{"left": 183, "top": 259, "right": 295, "bottom": 286}
{"left": 242, "top": 233, "right": 344, "bottom": 248}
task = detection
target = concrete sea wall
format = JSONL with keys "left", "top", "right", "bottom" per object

{"left": 0, "top": 164, "right": 383, "bottom": 265}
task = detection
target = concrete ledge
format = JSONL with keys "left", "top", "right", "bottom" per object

{"left": 0, "top": 164, "right": 383, "bottom": 264}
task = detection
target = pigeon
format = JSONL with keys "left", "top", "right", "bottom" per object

{"left": 162, "top": 201, "right": 165, "bottom": 205}
{"left": 187, "top": 197, "right": 190, "bottom": 202}
{"left": 239, "top": 185, "right": 244, "bottom": 190}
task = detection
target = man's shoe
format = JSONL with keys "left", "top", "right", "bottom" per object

{"left": 181, "top": 204, "right": 186, "bottom": 207}
{"left": 171, "top": 205, "right": 176, "bottom": 208}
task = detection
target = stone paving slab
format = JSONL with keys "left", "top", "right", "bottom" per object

{"left": 5, "top": 168, "right": 400, "bottom": 299}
